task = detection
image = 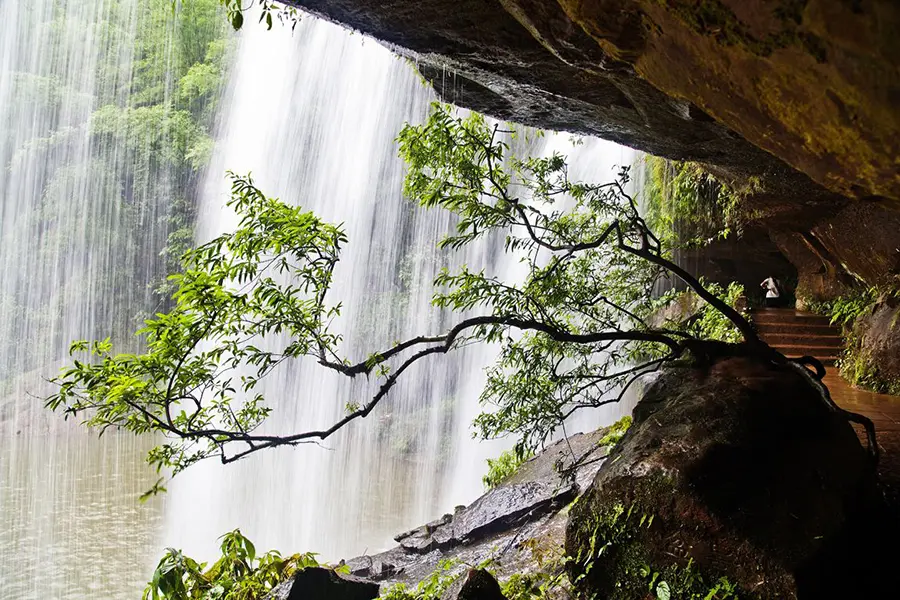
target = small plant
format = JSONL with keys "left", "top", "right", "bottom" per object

{"left": 804, "top": 285, "right": 900, "bottom": 395}
{"left": 691, "top": 282, "right": 745, "bottom": 344}
{"left": 804, "top": 285, "right": 896, "bottom": 327}
{"left": 639, "top": 281, "right": 745, "bottom": 357}
{"left": 828, "top": 287, "right": 878, "bottom": 327}
{"left": 839, "top": 328, "right": 900, "bottom": 396}
{"left": 482, "top": 447, "right": 533, "bottom": 489}
{"left": 641, "top": 156, "right": 757, "bottom": 248}
{"left": 143, "top": 529, "right": 327, "bottom": 600}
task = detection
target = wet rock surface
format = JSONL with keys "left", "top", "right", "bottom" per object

{"left": 848, "top": 295, "right": 900, "bottom": 393}
{"left": 266, "top": 567, "right": 380, "bottom": 600}
{"left": 281, "top": 0, "right": 863, "bottom": 211}
{"left": 567, "top": 355, "right": 897, "bottom": 599}
{"left": 342, "top": 428, "right": 613, "bottom": 587}
{"left": 279, "top": 0, "right": 900, "bottom": 309}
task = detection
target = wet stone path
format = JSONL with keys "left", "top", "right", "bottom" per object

{"left": 825, "top": 373, "right": 900, "bottom": 498}
{"left": 750, "top": 308, "right": 900, "bottom": 496}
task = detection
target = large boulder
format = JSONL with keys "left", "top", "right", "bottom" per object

{"left": 565, "top": 353, "right": 893, "bottom": 599}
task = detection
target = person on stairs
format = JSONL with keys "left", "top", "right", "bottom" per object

{"left": 760, "top": 276, "right": 782, "bottom": 308}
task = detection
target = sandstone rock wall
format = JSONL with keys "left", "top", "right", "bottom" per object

{"left": 285, "top": 0, "right": 898, "bottom": 207}
{"left": 557, "top": 0, "right": 900, "bottom": 202}
{"left": 281, "top": 0, "right": 900, "bottom": 301}
{"left": 284, "top": 0, "right": 853, "bottom": 209}
{"left": 771, "top": 201, "right": 900, "bottom": 304}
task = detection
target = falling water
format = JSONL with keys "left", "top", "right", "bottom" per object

{"left": 164, "top": 16, "right": 636, "bottom": 562}
{"left": 0, "top": 0, "right": 219, "bottom": 596}
{"left": 2, "top": 3, "right": 636, "bottom": 596}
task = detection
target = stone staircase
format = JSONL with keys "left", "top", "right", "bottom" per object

{"left": 751, "top": 308, "right": 843, "bottom": 366}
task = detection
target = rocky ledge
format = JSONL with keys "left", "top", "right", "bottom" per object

{"left": 265, "top": 424, "right": 616, "bottom": 599}
{"left": 284, "top": 0, "right": 900, "bottom": 209}
{"left": 343, "top": 427, "right": 613, "bottom": 586}
{"left": 279, "top": 1, "right": 900, "bottom": 307}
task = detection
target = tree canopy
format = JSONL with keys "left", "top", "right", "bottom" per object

{"left": 45, "top": 103, "right": 876, "bottom": 481}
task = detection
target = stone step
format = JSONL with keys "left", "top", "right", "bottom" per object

{"left": 749, "top": 310, "right": 842, "bottom": 368}
{"left": 755, "top": 322, "right": 839, "bottom": 335}
{"left": 768, "top": 344, "right": 841, "bottom": 358}
{"left": 752, "top": 311, "right": 832, "bottom": 326}
{"left": 761, "top": 333, "right": 843, "bottom": 347}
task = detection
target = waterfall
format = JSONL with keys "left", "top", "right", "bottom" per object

{"left": 2, "top": 2, "right": 636, "bottom": 596}
{"left": 164, "top": 16, "right": 636, "bottom": 562}
{"left": 0, "top": 0, "right": 145, "bottom": 411}
{"left": 0, "top": 0, "right": 222, "bottom": 597}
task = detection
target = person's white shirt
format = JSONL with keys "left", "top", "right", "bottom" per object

{"left": 761, "top": 277, "right": 780, "bottom": 298}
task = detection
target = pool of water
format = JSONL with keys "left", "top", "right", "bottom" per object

{"left": 0, "top": 430, "right": 164, "bottom": 599}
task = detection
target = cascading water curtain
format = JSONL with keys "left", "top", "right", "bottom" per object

{"left": 1, "top": 3, "right": 638, "bottom": 596}
{"left": 164, "top": 15, "right": 637, "bottom": 563}
{"left": 0, "top": 1, "right": 228, "bottom": 597}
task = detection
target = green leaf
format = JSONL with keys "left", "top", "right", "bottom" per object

{"left": 139, "top": 478, "right": 168, "bottom": 502}
{"left": 230, "top": 10, "right": 244, "bottom": 30}
{"left": 656, "top": 580, "right": 671, "bottom": 600}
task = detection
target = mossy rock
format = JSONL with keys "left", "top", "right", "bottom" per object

{"left": 844, "top": 295, "right": 900, "bottom": 395}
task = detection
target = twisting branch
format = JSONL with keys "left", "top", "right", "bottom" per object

{"left": 613, "top": 224, "right": 759, "bottom": 344}
{"left": 216, "top": 314, "right": 686, "bottom": 461}
{"left": 507, "top": 194, "right": 758, "bottom": 344}
{"left": 44, "top": 105, "right": 876, "bottom": 482}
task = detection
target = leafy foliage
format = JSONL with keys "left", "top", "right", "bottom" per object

{"left": 805, "top": 286, "right": 884, "bottom": 328}
{"left": 143, "top": 529, "right": 325, "bottom": 600}
{"left": 380, "top": 555, "right": 570, "bottom": 600}
{"left": 837, "top": 334, "right": 900, "bottom": 397}
{"left": 570, "top": 503, "right": 741, "bottom": 600}
{"left": 47, "top": 174, "right": 346, "bottom": 473}
{"left": 213, "top": 0, "right": 302, "bottom": 31}
{"left": 482, "top": 447, "right": 533, "bottom": 489}
{"left": 596, "top": 415, "right": 633, "bottom": 449}
{"left": 806, "top": 286, "right": 900, "bottom": 395}
{"left": 641, "top": 155, "right": 760, "bottom": 247}
{"left": 646, "top": 283, "right": 746, "bottom": 346}
{"left": 380, "top": 559, "right": 461, "bottom": 600}
{"left": 46, "top": 103, "right": 758, "bottom": 484}
{"left": 689, "top": 283, "right": 746, "bottom": 343}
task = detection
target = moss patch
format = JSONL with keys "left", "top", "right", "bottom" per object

{"left": 596, "top": 415, "right": 633, "bottom": 449}
{"left": 658, "top": 0, "right": 826, "bottom": 60}
{"left": 840, "top": 334, "right": 900, "bottom": 396}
